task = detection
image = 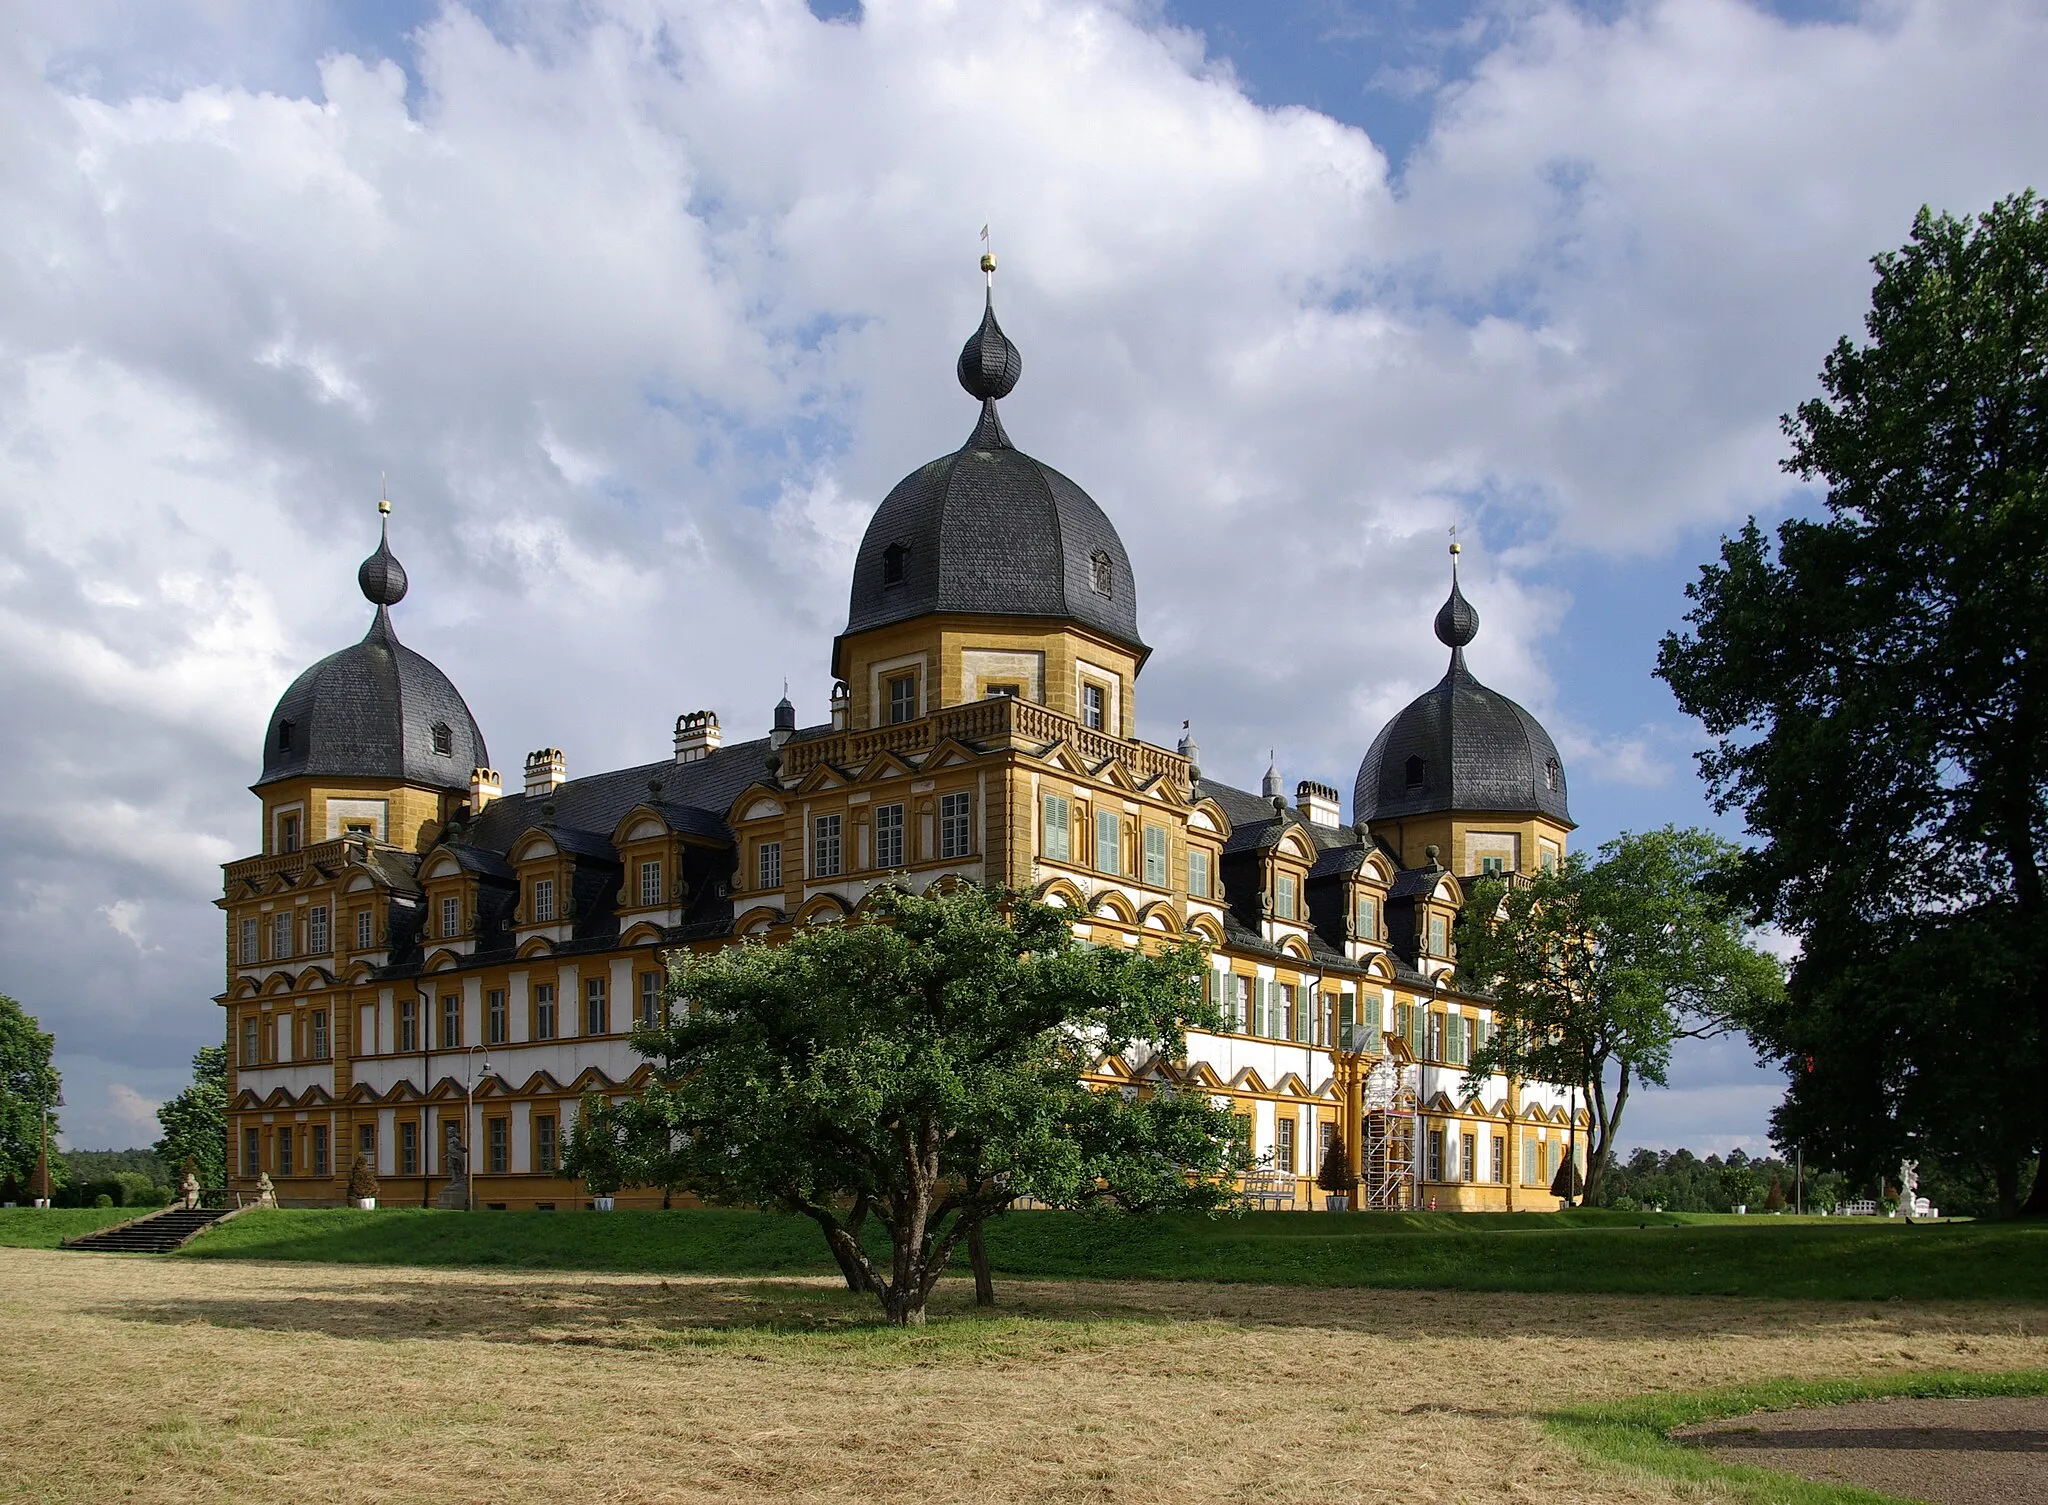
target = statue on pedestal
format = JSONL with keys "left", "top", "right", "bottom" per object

{"left": 255, "top": 1172, "right": 277, "bottom": 1209}
{"left": 180, "top": 1171, "right": 201, "bottom": 1210}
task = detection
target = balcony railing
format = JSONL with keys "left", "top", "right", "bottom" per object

{"left": 780, "top": 695, "right": 1190, "bottom": 789}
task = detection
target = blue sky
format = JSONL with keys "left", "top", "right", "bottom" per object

{"left": 4, "top": 0, "right": 2044, "bottom": 1149}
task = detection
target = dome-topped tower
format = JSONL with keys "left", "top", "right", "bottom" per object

{"left": 832, "top": 261, "right": 1148, "bottom": 733}
{"left": 1353, "top": 545, "right": 1571, "bottom": 873}
{"left": 259, "top": 501, "right": 488, "bottom": 796}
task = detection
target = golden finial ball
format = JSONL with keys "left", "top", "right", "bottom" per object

{"left": 980, "top": 252, "right": 998, "bottom": 273}
{"left": 1449, "top": 541, "right": 1461, "bottom": 555}
{"left": 378, "top": 497, "right": 392, "bottom": 516}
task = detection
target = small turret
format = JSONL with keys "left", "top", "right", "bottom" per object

{"left": 771, "top": 687, "right": 796, "bottom": 751}
{"left": 524, "top": 748, "right": 566, "bottom": 797}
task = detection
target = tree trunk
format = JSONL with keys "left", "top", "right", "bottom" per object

{"left": 1997, "top": 1154, "right": 2021, "bottom": 1222}
{"left": 968, "top": 1220, "right": 995, "bottom": 1307}
{"left": 1583, "top": 1064, "right": 1632, "bottom": 1207}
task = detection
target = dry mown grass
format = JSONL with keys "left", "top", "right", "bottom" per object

{"left": 1, "top": 1248, "right": 2041, "bottom": 1504}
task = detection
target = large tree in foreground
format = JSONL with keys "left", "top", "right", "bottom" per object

{"left": 590, "top": 884, "right": 1245, "bottom": 1325}
{"left": 0, "top": 994, "right": 62, "bottom": 1186}
{"left": 1455, "top": 828, "right": 1784, "bottom": 1206}
{"left": 155, "top": 1045, "right": 227, "bottom": 1188}
{"left": 1658, "top": 192, "right": 2048, "bottom": 1215}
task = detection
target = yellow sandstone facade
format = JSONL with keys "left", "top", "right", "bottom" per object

{"left": 219, "top": 283, "right": 1587, "bottom": 1213}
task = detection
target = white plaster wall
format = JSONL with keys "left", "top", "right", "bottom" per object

{"left": 236, "top": 1063, "right": 333, "bottom": 1098}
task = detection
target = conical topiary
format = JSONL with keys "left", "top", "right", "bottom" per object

{"left": 345, "top": 1153, "right": 379, "bottom": 1203}
{"left": 1316, "top": 1132, "right": 1355, "bottom": 1193}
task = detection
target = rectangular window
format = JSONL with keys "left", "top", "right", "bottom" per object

{"left": 310, "top": 1009, "right": 329, "bottom": 1059}
{"left": 584, "top": 977, "right": 607, "bottom": 1036}
{"left": 1428, "top": 913, "right": 1449, "bottom": 957}
{"left": 1407, "top": 1002, "right": 1426, "bottom": 1056}
{"left": 639, "top": 860, "right": 662, "bottom": 907}
{"left": 1461, "top": 1132, "right": 1477, "bottom": 1183}
{"left": 874, "top": 803, "right": 905, "bottom": 869}
{"left": 1362, "top": 993, "right": 1384, "bottom": 1043}
{"left": 440, "top": 994, "right": 460, "bottom": 1049}
{"left": 1275, "top": 873, "right": 1297, "bottom": 920}
{"left": 1143, "top": 824, "right": 1167, "bottom": 886}
{"left": 241, "top": 1015, "right": 261, "bottom": 1067}
{"left": 939, "top": 792, "right": 972, "bottom": 859}
{"left": 1338, "top": 992, "right": 1355, "bottom": 1050}
{"left": 440, "top": 895, "right": 460, "bottom": 939}
{"left": 1491, "top": 1135, "right": 1506, "bottom": 1184}
{"left": 1393, "top": 1001, "right": 1411, "bottom": 1052}
{"left": 813, "top": 814, "right": 843, "bottom": 877}
{"left": 638, "top": 972, "right": 661, "bottom": 1029}
{"left": 308, "top": 906, "right": 329, "bottom": 953}
{"left": 1232, "top": 975, "right": 1251, "bottom": 1033}
{"left": 312, "top": 1124, "right": 329, "bottom": 1177}
{"left": 277, "top": 1127, "right": 294, "bottom": 1177}
{"left": 279, "top": 812, "right": 300, "bottom": 853}
{"left": 531, "top": 878, "right": 555, "bottom": 924}
{"left": 1427, "top": 1012, "right": 1446, "bottom": 1062}
{"left": 535, "top": 1114, "right": 558, "bottom": 1174}
{"left": 1276, "top": 1115, "right": 1296, "bottom": 1174}
{"left": 1277, "top": 983, "right": 1298, "bottom": 1041}
{"left": 1094, "top": 808, "right": 1120, "bottom": 874}
{"left": 1355, "top": 895, "right": 1378, "bottom": 940}
{"left": 1187, "top": 848, "right": 1210, "bottom": 898}
{"left": 1426, "top": 1128, "right": 1444, "bottom": 1182}
{"left": 758, "top": 841, "right": 782, "bottom": 890}
{"left": 1479, "top": 855, "right": 1505, "bottom": 876}
{"left": 356, "top": 909, "right": 374, "bottom": 950}
{"left": 1447, "top": 1014, "right": 1467, "bottom": 1067}
{"left": 397, "top": 999, "right": 418, "bottom": 1053}
{"left": 1081, "top": 681, "right": 1106, "bottom": 731}
{"left": 240, "top": 917, "right": 259, "bottom": 965}
{"left": 272, "top": 912, "right": 293, "bottom": 960}
{"left": 358, "top": 1124, "right": 375, "bottom": 1162}
{"left": 1042, "top": 795, "right": 1071, "bottom": 863}
{"left": 487, "top": 1117, "right": 508, "bottom": 1175}
{"left": 487, "top": 990, "right": 507, "bottom": 1045}
{"left": 534, "top": 983, "right": 557, "bottom": 1041}
{"left": 243, "top": 1126, "right": 261, "bottom": 1175}
{"left": 399, "top": 1121, "right": 419, "bottom": 1177}
{"left": 887, "top": 672, "right": 918, "bottom": 725}
{"left": 1523, "top": 1137, "right": 1539, "bottom": 1186}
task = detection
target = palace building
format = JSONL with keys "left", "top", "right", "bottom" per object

{"left": 219, "top": 276, "right": 1587, "bottom": 1212}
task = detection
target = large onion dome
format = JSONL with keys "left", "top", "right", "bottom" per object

{"left": 258, "top": 507, "right": 488, "bottom": 791}
{"left": 839, "top": 283, "right": 1145, "bottom": 661}
{"left": 1353, "top": 549, "right": 1571, "bottom": 826}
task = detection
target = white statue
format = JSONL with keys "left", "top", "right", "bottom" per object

{"left": 1898, "top": 1159, "right": 1919, "bottom": 1207}
{"left": 255, "top": 1172, "right": 277, "bottom": 1209}
{"left": 180, "top": 1171, "right": 200, "bottom": 1210}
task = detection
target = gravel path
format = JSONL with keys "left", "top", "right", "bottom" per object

{"left": 1678, "top": 1395, "right": 2048, "bottom": 1505}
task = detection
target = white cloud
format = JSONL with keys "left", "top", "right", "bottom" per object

{"left": 106, "top": 1082, "right": 163, "bottom": 1141}
{"left": 1, "top": 0, "right": 2043, "bottom": 1130}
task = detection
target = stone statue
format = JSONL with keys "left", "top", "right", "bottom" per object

{"left": 445, "top": 1141, "right": 466, "bottom": 1178}
{"left": 255, "top": 1172, "right": 277, "bottom": 1209}
{"left": 180, "top": 1171, "right": 201, "bottom": 1210}
{"left": 1898, "top": 1159, "right": 1919, "bottom": 1207}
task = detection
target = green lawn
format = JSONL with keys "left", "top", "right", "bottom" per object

{"left": 0, "top": 1207, "right": 134, "bottom": 1249}
{"left": 153, "top": 1205, "right": 2047, "bottom": 1302}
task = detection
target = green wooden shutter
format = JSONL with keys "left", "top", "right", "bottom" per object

{"left": 1338, "top": 994, "right": 1355, "bottom": 1051}
{"left": 1296, "top": 988, "right": 1309, "bottom": 1043}
{"left": 1253, "top": 978, "right": 1268, "bottom": 1037}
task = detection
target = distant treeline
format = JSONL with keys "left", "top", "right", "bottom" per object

{"left": 0, "top": 1148, "right": 177, "bottom": 1209}
{"left": 1597, "top": 1147, "right": 2023, "bottom": 1219}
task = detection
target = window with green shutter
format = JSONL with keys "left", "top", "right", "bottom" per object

{"left": 1253, "top": 977, "right": 1268, "bottom": 1037}
{"left": 1143, "top": 824, "right": 1167, "bottom": 886}
{"left": 1095, "top": 809, "right": 1120, "bottom": 874}
{"left": 1042, "top": 794, "right": 1070, "bottom": 863}
{"left": 1338, "top": 993, "right": 1355, "bottom": 1050}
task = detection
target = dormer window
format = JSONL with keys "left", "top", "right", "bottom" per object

{"left": 1090, "top": 550, "right": 1113, "bottom": 598}
{"left": 431, "top": 722, "right": 453, "bottom": 756}
{"left": 1544, "top": 756, "right": 1561, "bottom": 792}
{"left": 1404, "top": 755, "right": 1426, "bottom": 792}
{"left": 881, "top": 542, "right": 909, "bottom": 586}
{"left": 276, "top": 720, "right": 294, "bottom": 752}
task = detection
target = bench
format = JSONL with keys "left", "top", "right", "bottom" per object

{"left": 1242, "top": 1171, "right": 1298, "bottom": 1210}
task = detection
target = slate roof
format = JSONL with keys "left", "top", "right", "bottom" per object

{"left": 259, "top": 606, "right": 488, "bottom": 793}
{"left": 838, "top": 297, "right": 1145, "bottom": 666}
{"left": 1352, "top": 568, "right": 1572, "bottom": 827}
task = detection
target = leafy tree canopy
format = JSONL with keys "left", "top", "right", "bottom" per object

{"left": 155, "top": 1045, "right": 227, "bottom": 1189}
{"left": 579, "top": 883, "right": 1247, "bottom": 1325}
{"left": 1658, "top": 191, "right": 2048, "bottom": 1215}
{"left": 1456, "top": 827, "right": 1784, "bottom": 1204}
{"left": 0, "top": 994, "right": 61, "bottom": 1185}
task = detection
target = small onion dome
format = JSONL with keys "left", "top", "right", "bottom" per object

{"left": 956, "top": 291, "right": 1022, "bottom": 401}
{"left": 1435, "top": 555, "right": 1478, "bottom": 649}
{"left": 357, "top": 519, "right": 409, "bottom": 607}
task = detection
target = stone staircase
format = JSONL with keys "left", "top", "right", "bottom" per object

{"left": 61, "top": 1204, "right": 236, "bottom": 1254}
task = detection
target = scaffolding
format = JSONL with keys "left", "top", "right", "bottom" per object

{"left": 1359, "top": 1041, "right": 1419, "bottom": 1211}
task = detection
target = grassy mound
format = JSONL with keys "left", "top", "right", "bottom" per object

{"left": 0, "top": 1208, "right": 136, "bottom": 1249}
{"left": 172, "top": 1205, "right": 2048, "bottom": 1301}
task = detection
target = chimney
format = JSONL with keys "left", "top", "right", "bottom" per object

{"left": 1296, "top": 779, "right": 1341, "bottom": 828}
{"left": 523, "top": 748, "right": 566, "bottom": 797}
{"left": 673, "top": 710, "right": 721, "bottom": 764}
{"left": 830, "top": 680, "right": 851, "bottom": 732}
{"left": 770, "top": 691, "right": 796, "bottom": 751}
{"left": 470, "top": 766, "right": 502, "bottom": 813}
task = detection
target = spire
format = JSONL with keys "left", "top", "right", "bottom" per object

{"left": 1433, "top": 539, "right": 1478, "bottom": 663}
{"left": 1262, "top": 751, "right": 1283, "bottom": 799}
{"left": 957, "top": 248, "right": 1023, "bottom": 407}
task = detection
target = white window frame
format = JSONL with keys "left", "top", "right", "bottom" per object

{"left": 531, "top": 878, "right": 556, "bottom": 924}
{"left": 639, "top": 859, "right": 662, "bottom": 908}
{"left": 240, "top": 918, "right": 259, "bottom": 966}
{"left": 813, "top": 814, "right": 843, "bottom": 878}
{"left": 939, "top": 792, "right": 971, "bottom": 860}
{"left": 758, "top": 840, "right": 782, "bottom": 890}
{"left": 874, "top": 803, "right": 905, "bottom": 869}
